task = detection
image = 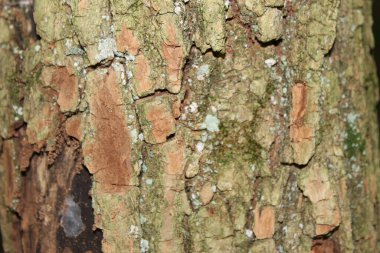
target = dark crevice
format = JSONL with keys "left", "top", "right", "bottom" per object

{"left": 182, "top": 215, "right": 192, "bottom": 253}
{"left": 28, "top": 1, "right": 40, "bottom": 41}
{"left": 373, "top": 0, "right": 380, "bottom": 142}
{"left": 257, "top": 38, "right": 283, "bottom": 48}
{"left": 280, "top": 158, "right": 313, "bottom": 169}
{"left": 57, "top": 167, "right": 103, "bottom": 253}
{"left": 311, "top": 226, "right": 341, "bottom": 253}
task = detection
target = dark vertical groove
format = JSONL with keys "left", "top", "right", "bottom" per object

{"left": 0, "top": 229, "right": 4, "bottom": 253}
{"left": 373, "top": 1, "right": 380, "bottom": 139}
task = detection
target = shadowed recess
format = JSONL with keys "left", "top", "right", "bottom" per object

{"left": 373, "top": 1, "right": 380, "bottom": 138}
{"left": 57, "top": 167, "right": 103, "bottom": 253}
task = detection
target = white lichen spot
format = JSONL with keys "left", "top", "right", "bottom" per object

{"left": 138, "top": 133, "right": 144, "bottom": 141}
{"left": 12, "top": 105, "right": 23, "bottom": 116}
{"left": 196, "top": 64, "right": 210, "bottom": 80}
{"left": 34, "top": 45, "right": 41, "bottom": 52}
{"left": 129, "top": 225, "right": 140, "bottom": 238}
{"left": 347, "top": 113, "right": 358, "bottom": 125}
{"left": 127, "top": 70, "right": 133, "bottom": 79}
{"left": 224, "top": 0, "right": 230, "bottom": 9}
{"left": 60, "top": 195, "right": 85, "bottom": 238}
{"left": 146, "top": 178, "right": 153, "bottom": 185}
{"left": 265, "top": 58, "right": 277, "bottom": 67}
{"left": 142, "top": 163, "right": 148, "bottom": 172}
{"left": 125, "top": 54, "right": 135, "bottom": 61}
{"left": 140, "top": 215, "right": 147, "bottom": 224}
{"left": 188, "top": 102, "right": 198, "bottom": 113}
{"left": 131, "top": 129, "right": 138, "bottom": 143}
{"left": 96, "top": 38, "right": 116, "bottom": 62}
{"left": 174, "top": 4, "right": 181, "bottom": 15}
{"left": 201, "top": 115, "right": 220, "bottom": 132}
{"left": 211, "top": 185, "right": 217, "bottom": 192}
{"left": 196, "top": 142, "right": 205, "bottom": 153}
{"left": 270, "top": 95, "right": 277, "bottom": 105}
{"left": 140, "top": 239, "right": 149, "bottom": 253}
{"left": 245, "top": 229, "right": 253, "bottom": 238}
{"left": 101, "top": 15, "right": 110, "bottom": 21}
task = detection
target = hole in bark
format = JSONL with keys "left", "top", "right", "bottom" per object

{"left": 57, "top": 167, "right": 103, "bottom": 253}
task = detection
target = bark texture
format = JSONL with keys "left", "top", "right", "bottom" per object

{"left": 0, "top": 0, "right": 379, "bottom": 252}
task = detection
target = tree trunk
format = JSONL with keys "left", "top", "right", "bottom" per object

{"left": 0, "top": 0, "right": 379, "bottom": 252}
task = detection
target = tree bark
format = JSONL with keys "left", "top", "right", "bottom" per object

{"left": 0, "top": 0, "right": 379, "bottom": 252}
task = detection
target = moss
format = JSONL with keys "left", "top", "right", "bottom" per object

{"left": 344, "top": 124, "right": 365, "bottom": 158}
{"left": 215, "top": 120, "right": 263, "bottom": 165}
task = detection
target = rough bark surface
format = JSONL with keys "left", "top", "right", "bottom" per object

{"left": 0, "top": 0, "right": 379, "bottom": 252}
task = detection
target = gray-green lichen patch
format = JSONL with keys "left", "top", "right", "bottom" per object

{"left": 139, "top": 134, "right": 191, "bottom": 253}
{"left": 33, "top": 0, "right": 74, "bottom": 42}
{"left": 196, "top": 0, "right": 226, "bottom": 53}
{"left": 70, "top": 0, "right": 114, "bottom": 64}
{"left": 256, "top": 8, "right": 283, "bottom": 43}
{"left": 110, "top": 0, "right": 190, "bottom": 96}
{"left": 92, "top": 186, "right": 141, "bottom": 253}
{"left": 264, "top": 0, "right": 284, "bottom": 7}
{"left": 23, "top": 86, "right": 60, "bottom": 145}
{"left": 344, "top": 117, "right": 365, "bottom": 159}
{"left": 288, "top": 0, "right": 340, "bottom": 70}
{"left": 0, "top": 19, "right": 11, "bottom": 44}
{"left": 0, "top": 49, "right": 17, "bottom": 138}
{"left": 201, "top": 115, "right": 220, "bottom": 132}
{"left": 240, "top": 0, "right": 266, "bottom": 18}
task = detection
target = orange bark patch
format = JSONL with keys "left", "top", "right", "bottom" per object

{"left": 147, "top": 104, "right": 176, "bottom": 144}
{"left": 162, "top": 24, "right": 183, "bottom": 93}
{"left": 52, "top": 67, "right": 79, "bottom": 112}
{"left": 78, "top": 0, "right": 89, "bottom": 10}
{"left": 116, "top": 26, "right": 140, "bottom": 55}
{"left": 150, "top": 106, "right": 172, "bottom": 141}
{"left": 200, "top": 183, "right": 214, "bottom": 205}
{"left": 134, "top": 54, "right": 154, "bottom": 96}
{"left": 83, "top": 69, "right": 132, "bottom": 191}
{"left": 19, "top": 128, "right": 34, "bottom": 171}
{"left": 0, "top": 140, "right": 17, "bottom": 205}
{"left": 138, "top": 95, "right": 177, "bottom": 144}
{"left": 65, "top": 115, "right": 82, "bottom": 141}
{"left": 162, "top": 139, "right": 186, "bottom": 175}
{"left": 290, "top": 83, "right": 313, "bottom": 143}
{"left": 316, "top": 224, "right": 336, "bottom": 236}
{"left": 253, "top": 205, "right": 275, "bottom": 239}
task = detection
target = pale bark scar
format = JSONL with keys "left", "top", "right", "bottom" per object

{"left": 253, "top": 205, "right": 275, "bottom": 239}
